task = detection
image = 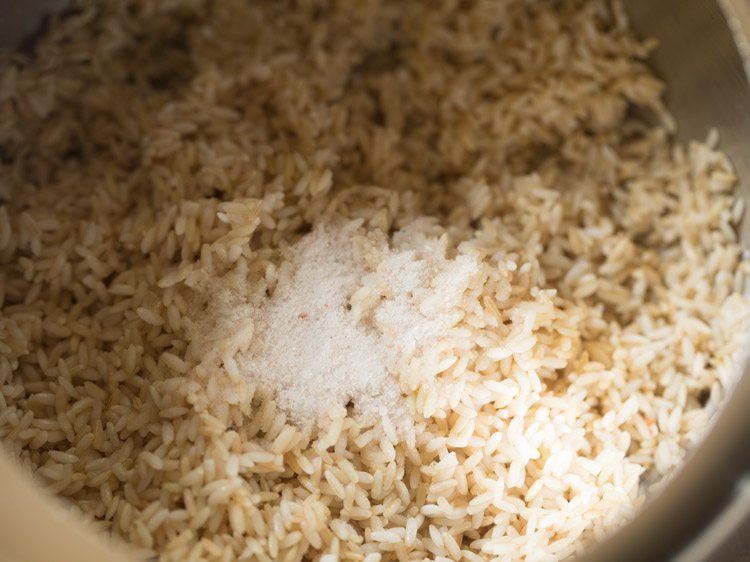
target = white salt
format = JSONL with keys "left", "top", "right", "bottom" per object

{"left": 364, "top": 245, "right": 479, "bottom": 362}
{"left": 240, "top": 222, "right": 399, "bottom": 428}
{"left": 195, "top": 220, "right": 479, "bottom": 436}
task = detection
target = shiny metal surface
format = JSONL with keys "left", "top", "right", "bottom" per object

{"left": 0, "top": 454, "right": 132, "bottom": 562}
{"left": 1, "top": 1, "right": 750, "bottom": 561}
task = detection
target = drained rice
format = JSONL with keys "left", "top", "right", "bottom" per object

{"left": 1, "top": 0, "right": 749, "bottom": 561}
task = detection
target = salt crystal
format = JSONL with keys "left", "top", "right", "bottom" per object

{"left": 193, "top": 220, "right": 479, "bottom": 438}
{"left": 241, "top": 222, "right": 395, "bottom": 428}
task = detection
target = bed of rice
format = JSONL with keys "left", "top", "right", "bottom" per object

{"left": 1, "top": 1, "right": 749, "bottom": 561}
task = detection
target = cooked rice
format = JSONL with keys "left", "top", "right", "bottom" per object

{"left": 1, "top": 1, "right": 749, "bottom": 561}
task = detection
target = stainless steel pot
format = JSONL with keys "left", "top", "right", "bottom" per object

{"left": 1, "top": 1, "right": 749, "bottom": 561}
